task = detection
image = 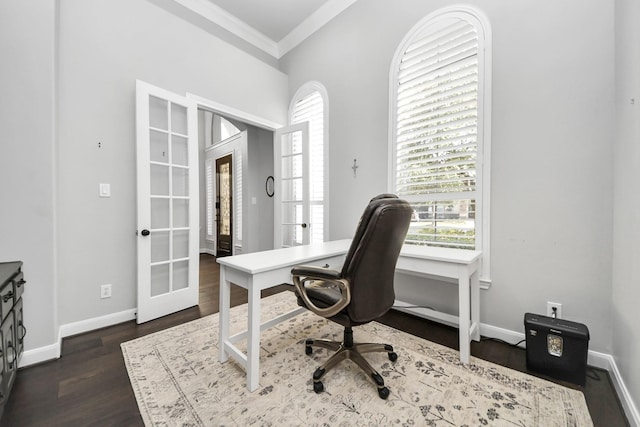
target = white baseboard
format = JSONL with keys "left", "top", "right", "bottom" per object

{"left": 58, "top": 308, "right": 137, "bottom": 339}
{"left": 19, "top": 308, "right": 137, "bottom": 368}
{"left": 606, "top": 354, "right": 640, "bottom": 427}
{"left": 479, "top": 322, "right": 527, "bottom": 348}
{"left": 19, "top": 342, "right": 60, "bottom": 368}
{"left": 200, "top": 248, "right": 216, "bottom": 256}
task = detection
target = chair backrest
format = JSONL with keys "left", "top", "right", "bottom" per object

{"left": 340, "top": 194, "right": 412, "bottom": 323}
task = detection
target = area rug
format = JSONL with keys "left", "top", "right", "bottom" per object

{"left": 121, "top": 292, "right": 593, "bottom": 426}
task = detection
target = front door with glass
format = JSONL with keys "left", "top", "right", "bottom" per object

{"left": 216, "top": 154, "right": 233, "bottom": 257}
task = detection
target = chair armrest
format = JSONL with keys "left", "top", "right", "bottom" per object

{"left": 291, "top": 266, "right": 350, "bottom": 318}
{"left": 290, "top": 264, "right": 341, "bottom": 280}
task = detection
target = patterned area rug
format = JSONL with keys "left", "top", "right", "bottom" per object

{"left": 121, "top": 292, "right": 593, "bottom": 426}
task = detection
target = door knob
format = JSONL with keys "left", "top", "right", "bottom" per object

{"left": 301, "top": 223, "right": 307, "bottom": 229}
{"left": 141, "top": 229, "right": 150, "bottom": 236}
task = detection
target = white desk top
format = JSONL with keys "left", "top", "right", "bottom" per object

{"left": 400, "top": 244, "right": 481, "bottom": 264}
{"left": 218, "top": 239, "right": 481, "bottom": 275}
{"left": 216, "top": 239, "right": 351, "bottom": 274}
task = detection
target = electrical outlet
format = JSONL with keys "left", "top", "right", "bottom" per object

{"left": 546, "top": 301, "right": 562, "bottom": 318}
{"left": 101, "top": 284, "right": 112, "bottom": 299}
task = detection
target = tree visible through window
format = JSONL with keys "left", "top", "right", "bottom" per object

{"left": 390, "top": 7, "right": 491, "bottom": 259}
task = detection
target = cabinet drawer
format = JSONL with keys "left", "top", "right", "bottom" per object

{"left": 0, "top": 327, "right": 4, "bottom": 407}
{"left": 0, "top": 282, "right": 13, "bottom": 324}
{"left": 13, "top": 272, "right": 25, "bottom": 302}
{"left": 0, "top": 315, "right": 17, "bottom": 397}
{"left": 14, "top": 298, "right": 24, "bottom": 361}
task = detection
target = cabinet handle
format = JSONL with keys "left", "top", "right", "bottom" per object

{"left": 7, "top": 341, "right": 16, "bottom": 368}
{"left": 19, "top": 321, "right": 27, "bottom": 341}
{"left": 2, "top": 291, "right": 13, "bottom": 303}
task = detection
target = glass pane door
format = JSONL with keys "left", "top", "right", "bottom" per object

{"left": 274, "top": 123, "right": 309, "bottom": 247}
{"left": 148, "top": 96, "right": 191, "bottom": 296}
{"left": 136, "top": 80, "right": 199, "bottom": 323}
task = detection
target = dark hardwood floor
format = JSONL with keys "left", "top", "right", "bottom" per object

{"left": 1, "top": 254, "right": 629, "bottom": 426}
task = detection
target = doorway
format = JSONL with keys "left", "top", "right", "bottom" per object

{"left": 198, "top": 106, "right": 277, "bottom": 256}
{"left": 215, "top": 153, "right": 233, "bottom": 257}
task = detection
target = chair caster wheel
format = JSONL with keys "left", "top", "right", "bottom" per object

{"left": 388, "top": 351, "right": 398, "bottom": 362}
{"left": 313, "top": 381, "right": 324, "bottom": 394}
{"left": 378, "top": 386, "right": 390, "bottom": 399}
{"left": 305, "top": 346, "right": 313, "bottom": 355}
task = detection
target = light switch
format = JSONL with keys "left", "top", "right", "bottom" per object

{"left": 99, "top": 183, "right": 111, "bottom": 198}
{"left": 251, "top": 197, "right": 257, "bottom": 205}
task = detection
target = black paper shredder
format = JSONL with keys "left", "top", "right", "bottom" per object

{"left": 524, "top": 312, "right": 590, "bottom": 386}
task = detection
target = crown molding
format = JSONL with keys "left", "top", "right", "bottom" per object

{"left": 173, "top": 0, "right": 279, "bottom": 57}
{"left": 172, "top": 0, "right": 359, "bottom": 59}
{"left": 278, "top": 0, "right": 359, "bottom": 57}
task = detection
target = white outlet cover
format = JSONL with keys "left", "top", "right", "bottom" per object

{"left": 99, "top": 183, "right": 111, "bottom": 198}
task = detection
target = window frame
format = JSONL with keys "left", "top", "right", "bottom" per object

{"left": 288, "top": 81, "right": 330, "bottom": 243}
{"left": 388, "top": 6, "right": 492, "bottom": 283}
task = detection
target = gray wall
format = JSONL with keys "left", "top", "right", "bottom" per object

{"left": 613, "top": 0, "right": 640, "bottom": 416}
{"left": 0, "top": 0, "right": 57, "bottom": 351}
{"left": 280, "top": 0, "right": 615, "bottom": 354}
{"left": 245, "top": 126, "right": 275, "bottom": 253}
{"left": 55, "top": 0, "right": 287, "bottom": 325}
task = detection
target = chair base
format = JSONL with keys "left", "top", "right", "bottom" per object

{"left": 304, "top": 326, "right": 397, "bottom": 399}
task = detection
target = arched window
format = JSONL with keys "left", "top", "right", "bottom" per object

{"left": 390, "top": 6, "right": 492, "bottom": 280}
{"left": 289, "top": 82, "right": 329, "bottom": 243}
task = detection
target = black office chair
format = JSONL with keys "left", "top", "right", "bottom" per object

{"left": 291, "top": 194, "right": 412, "bottom": 399}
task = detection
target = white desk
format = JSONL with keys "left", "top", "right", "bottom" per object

{"left": 217, "top": 240, "right": 351, "bottom": 392}
{"left": 217, "top": 239, "right": 482, "bottom": 391}
{"left": 394, "top": 245, "right": 482, "bottom": 364}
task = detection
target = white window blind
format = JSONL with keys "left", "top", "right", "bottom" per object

{"left": 205, "top": 158, "right": 214, "bottom": 240}
{"left": 394, "top": 17, "right": 480, "bottom": 250}
{"left": 291, "top": 91, "right": 324, "bottom": 244}
{"left": 235, "top": 150, "right": 242, "bottom": 242}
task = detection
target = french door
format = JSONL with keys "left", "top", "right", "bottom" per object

{"left": 135, "top": 80, "right": 199, "bottom": 323}
{"left": 274, "top": 122, "right": 310, "bottom": 247}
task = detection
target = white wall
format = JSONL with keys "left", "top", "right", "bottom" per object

{"left": 0, "top": 0, "right": 58, "bottom": 351}
{"left": 280, "top": 0, "right": 616, "bottom": 354}
{"left": 55, "top": 0, "right": 288, "bottom": 326}
{"left": 613, "top": 0, "right": 640, "bottom": 421}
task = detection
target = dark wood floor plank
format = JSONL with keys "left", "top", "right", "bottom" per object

{"left": 0, "top": 254, "right": 629, "bottom": 426}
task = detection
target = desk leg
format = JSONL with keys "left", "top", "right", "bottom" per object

{"left": 471, "top": 268, "right": 481, "bottom": 342}
{"left": 219, "top": 265, "right": 230, "bottom": 363}
{"left": 458, "top": 266, "right": 471, "bottom": 365}
{"left": 246, "top": 279, "right": 261, "bottom": 392}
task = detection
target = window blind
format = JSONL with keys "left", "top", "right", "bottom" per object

{"left": 205, "top": 158, "right": 214, "bottom": 239}
{"left": 235, "top": 150, "right": 242, "bottom": 242}
{"left": 395, "top": 18, "right": 479, "bottom": 249}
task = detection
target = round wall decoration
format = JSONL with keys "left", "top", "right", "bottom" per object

{"left": 265, "top": 175, "right": 274, "bottom": 197}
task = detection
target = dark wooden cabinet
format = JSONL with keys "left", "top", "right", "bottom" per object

{"left": 0, "top": 262, "right": 25, "bottom": 418}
